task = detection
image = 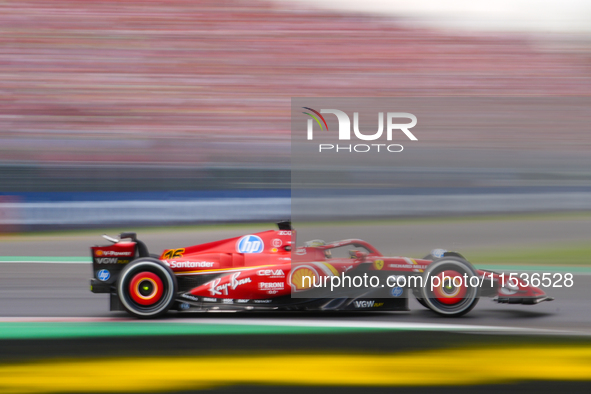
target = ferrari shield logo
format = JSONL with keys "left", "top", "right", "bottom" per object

{"left": 373, "top": 260, "right": 384, "bottom": 270}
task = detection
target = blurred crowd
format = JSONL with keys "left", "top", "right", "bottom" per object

{"left": 1, "top": 0, "right": 590, "bottom": 169}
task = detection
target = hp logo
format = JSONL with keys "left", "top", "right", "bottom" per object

{"left": 391, "top": 286, "right": 404, "bottom": 297}
{"left": 97, "top": 269, "right": 110, "bottom": 282}
{"left": 236, "top": 235, "right": 264, "bottom": 254}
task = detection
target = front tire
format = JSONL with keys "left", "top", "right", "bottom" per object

{"left": 414, "top": 297, "right": 429, "bottom": 309}
{"left": 419, "top": 257, "right": 479, "bottom": 317}
{"left": 117, "top": 258, "right": 177, "bottom": 318}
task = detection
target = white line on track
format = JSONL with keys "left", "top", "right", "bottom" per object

{"left": 0, "top": 317, "right": 134, "bottom": 322}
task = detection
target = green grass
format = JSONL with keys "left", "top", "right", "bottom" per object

{"left": 1, "top": 211, "right": 590, "bottom": 267}
{"left": 0, "top": 221, "right": 276, "bottom": 239}
{"left": 296, "top": 211, "right": 591, "bottom": 227}
{"left": 4, "top": 239, "right": 591, "bottom": 268}
{"left": 3, "top": 210, "right": 591, "bottom": 239}
{"left": 465, "top": 240, "right": 591, "bottom": 266}
{"left": 0, "top": 322, "right": 393, "bottom": 340}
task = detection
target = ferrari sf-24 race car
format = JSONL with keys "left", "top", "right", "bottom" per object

{"left": 90, "top": 221, "right": 553, "bottom": 318}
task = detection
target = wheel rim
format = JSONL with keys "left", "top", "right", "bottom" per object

{"left": 129, "top": 271, "right": 164, "bottom": 306}
{"left": 432, "top": 270, "right": 467, "bottom": 305}
{"left": 421, "top": 260, "right": 479, "bottom": 315}
{"left": 118, "top": 260, "right": 176, "bottom": 317}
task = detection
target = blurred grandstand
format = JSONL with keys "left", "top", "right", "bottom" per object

{"left": 0, "top": 0, "right": 590, "bottom": 227}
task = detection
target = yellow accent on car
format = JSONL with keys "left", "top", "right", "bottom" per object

{"left": 322, "top": 262, "right": 340, "bottom": 276}
{"left": 291, "top": 267, "right": 317, "bottom": 290}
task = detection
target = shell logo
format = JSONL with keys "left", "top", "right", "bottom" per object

{"left": 95, "top": 250, "right": 103, "bottom": 256}
{"left": 289, "top": 265, "right": 319, "bottom": 292}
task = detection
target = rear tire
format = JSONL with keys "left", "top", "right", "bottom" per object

{"left": 117, "top": 258, "right": 177, "bottom": 318}
{"left": 419, "top": 257, "right": 479, "bottom": 317}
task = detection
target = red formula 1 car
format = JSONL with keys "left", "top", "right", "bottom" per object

{"left": 90, "top": 221, "right": 553, "bottom": 318}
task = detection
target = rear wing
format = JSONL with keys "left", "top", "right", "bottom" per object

{"left": 90, "top": 232, "right": 151, "bottom": 293}
{"left": 277, "top": 220, "right": 292, "bottom": 230}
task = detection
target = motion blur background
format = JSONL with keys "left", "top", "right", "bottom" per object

{"left": 1, "top": 0, "right": 590, "bottom": 230}
{"left": 1, "top": 2, "right": 591, "bottom": 393}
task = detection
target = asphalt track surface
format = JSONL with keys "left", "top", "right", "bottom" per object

{"left": 0, "top": 262, "right": 589, "bottom": 333}
{"left": 1, "top": 218, "right": 590, "bottom": 333}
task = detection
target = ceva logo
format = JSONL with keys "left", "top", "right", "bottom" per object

{"left": 303, "top": 107, "right": 417, "bottom": 153}
{"left": 236, "top": 235, "right": 264, "bottom": 253}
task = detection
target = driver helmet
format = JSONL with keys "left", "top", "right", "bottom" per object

{"left": 303, "top": 239, "right": 332, "bottom": 259}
